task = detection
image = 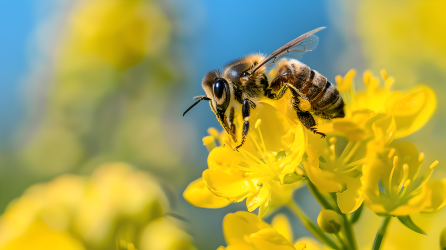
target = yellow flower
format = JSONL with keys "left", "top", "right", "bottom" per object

{"left": 303, "top": 111, "right": 396, "bottom": 214}
{"left": 303, "top": 69, "right": 435, "bottom": 214}
{"left": 185, "top": 103, "right": 306, "bottom": 217}
{"left": 183, "top": 178, "right": 232, "bottom": 209}
{"left": 184, "top": 128, "right": 303, "bottom": 211}
{"left": 333, "top": 69, "right": 436, "bottom": 139}
{"left": 0, "top": 163, "right": 195, "bottom": 250}
{"left": 217, "top": 211, "right": 304, "bottom": 250}
{"left": 61, "top": 0, "right": 170, "bottom": 70}
{"left": 362, "top": 141, "right": 445, "bottom": 216}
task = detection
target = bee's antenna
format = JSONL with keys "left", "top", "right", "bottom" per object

{"left": 183, "top": 96, "right": 211, "bottom": 116}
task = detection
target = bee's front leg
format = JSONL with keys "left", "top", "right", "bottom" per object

{"left": 234, "top": 99, "right": 251, "bottom": 151}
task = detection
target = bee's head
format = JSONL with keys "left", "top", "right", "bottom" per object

{"left": 183, "top": 54, "right": 265, "bottom": 117}
{"left": 202, "top": 70, "right": 231, "bottom": 114}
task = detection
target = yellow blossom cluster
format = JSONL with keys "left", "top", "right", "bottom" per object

{"left": 184, "top": 69, "right": 443, "bottom": 250}
{"left": 0, "top": 163, "right": 196, "bottom": 250}
{"left": 61, "top": 0, "right": 170, "bottom": 70}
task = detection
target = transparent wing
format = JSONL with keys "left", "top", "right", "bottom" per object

{"left": 274, "top": 34, "right": 319, "bottom": 60}
{"left": 250, "top": 27, "right": 324, "bottom": 73}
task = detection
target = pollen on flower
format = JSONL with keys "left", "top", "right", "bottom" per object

{"left": 402, "top": 164, "right": 409, "bottom": 174}
{"left": 398, "top": 164, "right": 409, "bottom": 192}
{"left": 329, "top": 137, "right": 337, "bottom": 145}
{"left": 393, "top": 156, "right": 399, "bottom": 166}
{"left": 418, "top": 152, "right": 425, "bottom": 163}
{"left": 404, "top": 179, "right": 411, "bottom": 187}
{"left": 387, "top": 148, "right": 395, "bottom": 158}
{"left": 430, "top": 160, "right": 439, "bottom": 169}
{"left": 255, "top": 119, "right": 262, "bottom": 129}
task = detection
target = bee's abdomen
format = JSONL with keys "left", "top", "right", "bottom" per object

{"left": 300, "top": 69, "right": 344, "bottom": 119}
{"left": 311, "top": 80, "right": 344, "bottom": 118}
{"left": 273, "top": 61, "right": 345, "bottom": 119}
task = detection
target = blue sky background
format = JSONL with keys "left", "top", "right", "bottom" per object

{"left": 0, "top": 1, "right": 37, "bottom": 139}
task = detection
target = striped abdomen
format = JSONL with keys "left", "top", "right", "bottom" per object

{"left": 277, "top": 60, "right": 345, "bottom": 119}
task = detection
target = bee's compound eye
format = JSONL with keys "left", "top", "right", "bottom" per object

{"left": 213, "top": 78, "right": 226, "bottom": 99}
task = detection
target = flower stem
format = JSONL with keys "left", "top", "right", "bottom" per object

{"left": 350, "top": 204, "right": 363, "bottom": 224}
{"left": 329, "top": 193, "right": 358, "bottom": 250}
{"left": 373, "top": 216, "right": 392, "bottom": 250}
{"left": 287, "top": 201, "right": 340, "bottom": 249}
{"left": 307, "top": 181, "right": 336, "bottom": 210}
{"left": 341, "top": 212, "right": 357, "bottom": 250}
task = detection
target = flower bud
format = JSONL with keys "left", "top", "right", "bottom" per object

{"left": 317, "top": 209, "right": 344, "bottom": 234}
{"left": 440, "top": 227, "right": 446, "bottom": 250}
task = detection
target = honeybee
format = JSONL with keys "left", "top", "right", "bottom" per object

{"left": 184, "top": 27, "right": 345, "bottom": 151}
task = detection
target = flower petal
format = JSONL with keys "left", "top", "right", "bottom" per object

{"left": 337, "top": 176, "right": 364, "bottom": 214}
{"left": 249, "top": 228, "right": 296, "bottom": 250}
{"left": 369, "top": 114, "right": 396, "bottom": 146}
{"left": 223, "top": 212, "right": 270, "bottom": 245}
{"left": 207, "top": 147, "right": 241, "bottom": 170}
{"left": 294, "top": 237, "right": 325, "bottom": 250}
{"left": 246, "top": 182, "right": 272, "bottom": 213}
{"left": 422, "top": 179, "right": 446, "bottom": 213}
{"left": 225, "top": 244, "right": 256, "bottom": 250}
{"left": 386, "top": 86, "right": 436, "bottom": 138}
{"left": 389, "top": 186, "right": 430, "bottom": 216}
{"left": 202, "top": 169, "right": 252, "bottom": 202}
{"left": 303, "top": 145, "right": 345, "bottom": 193}
{"left": 271, "top": 214, "right": 293, "bottom": 243}
{"left": 183, "top": 178, "right": 231, "bottom": 209}
{"left": 269, "top": 181, "right": 302, "bottom": 213}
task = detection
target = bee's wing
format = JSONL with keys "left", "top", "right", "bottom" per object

{"left": 250, "top": 27, "right": 325, "bottom": 74}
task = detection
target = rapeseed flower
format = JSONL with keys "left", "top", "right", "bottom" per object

{"left": 333, "top": 69, "right": 436, "bottom": 139}
{"left": 62, "top": 0, "right": 170, "bottom": 70}
{"left": 217, "top": 212, "right": 308, "bottom": 250}
{"left": 304, "top": 69, "right": 435, "bottom": 214}
{"left": 185, "top": 103, "right": 306, "bottom": 217}
{"left": 362, "top": 141, "right": 445, "bottom": 216}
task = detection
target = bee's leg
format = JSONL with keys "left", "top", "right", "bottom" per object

{"left": 297, "top": 111, "right": 326, "bottom": 138}
{"left": 234, "top": 99, "right": 251, "bottom": 151}
{"left": 293, "top": 98, "right": 326, "bottom": 138}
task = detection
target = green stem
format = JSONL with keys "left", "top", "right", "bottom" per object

{"left": 329, "top": 193, "right": 358, "bottom": 250}
{"left": 287, "top": 201, "right": 340, "bottom": 250}
{"left": 350, "top": 204, "right": 363, "bottom": 224}
{"left": 373, "top": 216, "right": 392, "bottom": 250}
{"left": 307, "top": 181, "right": 336, "bottom": 210}
{"left": 341, "top": 213, "right": 358, "bottom": 250}
{"left": 334, "top": 233, "right": 346, "bottom": 249}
